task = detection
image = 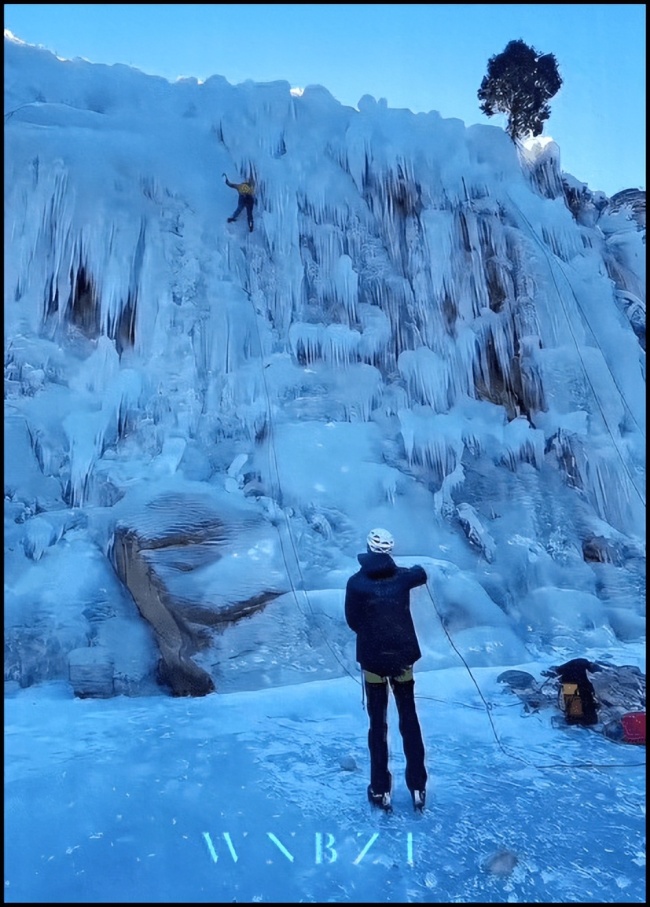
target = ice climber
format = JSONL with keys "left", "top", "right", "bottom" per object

{"left": 223, "top": 173, "right": 256, "bottom": 231}
{"left": 344, "top": 528, "right": 429, "bottom": 813}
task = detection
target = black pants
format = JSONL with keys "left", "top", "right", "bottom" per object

{"left": 231, "top": 196, "right": 254, "bottom": 228}
{"left": 364, "top": 672, "right": 427, "bottom": 796}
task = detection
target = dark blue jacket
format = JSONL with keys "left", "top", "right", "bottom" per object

{"left": 345, "top": 552, "right": 427, "bottom": 676}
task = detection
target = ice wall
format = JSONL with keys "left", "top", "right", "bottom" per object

{"left": 4, "top": 34, "right": 646, "bottom": 687}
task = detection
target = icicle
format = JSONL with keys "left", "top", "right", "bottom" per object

{"left": 289, "top": 322, "right": 324, "bottom": 365}
{"left": 63, "top": 409, "right": 114, "bottom": 507}
{"left": 357, "top": 303, "right": 391, "bottom": 362}
{"left": 69, "top": 335, "right": 119, "bottom": 396}
{"left": 21, "top": 515, "right": 61, "bottom": 561}
{"left": 331, "top": 254, "right": 359, "bottom": 321}
{"left": 448, "top": 326, "right": 480, "bottom": 403}
{"left": 322, "top": 324, "right": 360, "bottom": 367}
{"left": 398, "top": 406, "right": 464, "bottom": 485}
{"left": 398, "top": 347, "right": 451, "bottom": 413}
{"left": 331, "top": 362, "right": 382, "bottom": 422}
{"left": 499, "top": 417, "right": 544, "bottom": 471}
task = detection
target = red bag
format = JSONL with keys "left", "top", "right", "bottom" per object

{"left": 621, "top": 711, "right": 645, "bottom": 744}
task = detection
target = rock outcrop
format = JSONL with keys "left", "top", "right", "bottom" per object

{"left": 110, "top": 485, "right": 290, "bottom": 695}
{"left": 111, "top": 525, "right": 216, "bottom": 696}
{"left": 607, "top": 188, "right": 646, "bottom": 230}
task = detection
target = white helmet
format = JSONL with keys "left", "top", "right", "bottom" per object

{"left": 367, "top": 528, "right": 394, "bottom": 553}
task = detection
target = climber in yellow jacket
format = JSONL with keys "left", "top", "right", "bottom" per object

{"left": 223, "top": 174, "right": 256, "bottom": 232}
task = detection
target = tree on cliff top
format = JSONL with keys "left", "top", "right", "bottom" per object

{"left": 478, "top": 39, "right": 562, "bottom": 141}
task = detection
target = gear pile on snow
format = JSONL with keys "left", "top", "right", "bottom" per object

{"left": 497, "top": 658, "right": 645, "bottom": 743}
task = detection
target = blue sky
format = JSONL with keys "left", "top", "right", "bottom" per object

{"left": 4, "top": 3, "right": 645, "bottom": 198}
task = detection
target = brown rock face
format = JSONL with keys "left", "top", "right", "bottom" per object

{"left": 109, "top": 487, "right": 290, "bottom": 696}
{"left": 112, "top": 526, "right": 216, "bottom": 696}
{"left": 607, "top": 189, "right": 646, "bottom": 230}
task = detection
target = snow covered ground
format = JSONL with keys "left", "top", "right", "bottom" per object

{"left": 5, "top": 644, "right": 646, "bottom": 903}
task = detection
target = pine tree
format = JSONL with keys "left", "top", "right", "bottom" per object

{"left": 478, "top": 39, "right": 562, "bottom": 142}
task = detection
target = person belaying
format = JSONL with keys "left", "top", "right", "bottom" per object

{"left": 223, "top": 173, "right": 256, "bottom": 232}
{"left": 345, "top": 528, "right": 429, "bottom": 813}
